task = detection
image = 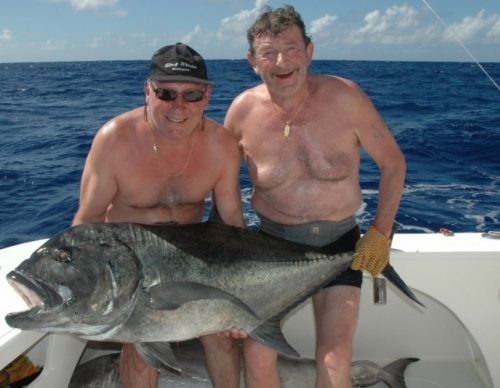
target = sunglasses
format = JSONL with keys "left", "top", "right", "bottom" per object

{"left": 151, "top": 84, "right": 206, "bottom": 103}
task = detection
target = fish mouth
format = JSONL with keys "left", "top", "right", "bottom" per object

{"left": 5, "top": 270, "right": 65, "bottom": 324}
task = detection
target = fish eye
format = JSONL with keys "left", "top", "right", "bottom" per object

{"left": 55, "top": 249, "right": 72, "bottom": 263}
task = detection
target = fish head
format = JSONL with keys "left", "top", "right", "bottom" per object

{"left": 5, "top": 223, "right": 143, "bottom": 337}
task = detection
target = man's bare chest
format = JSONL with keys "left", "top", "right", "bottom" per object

{"left": 115, "top": 165, "right": 213, "bottom": 208}
{"left": 245, "top": 133, "right": 356, "bottom": 186}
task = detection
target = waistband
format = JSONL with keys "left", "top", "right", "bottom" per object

{"left": 257, "top": 213, "right": 357, "bottom": 247}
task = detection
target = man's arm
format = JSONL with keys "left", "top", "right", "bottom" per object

{"left": 73, "top": 125, "right": 119, "bottom": 225}
{"left": 351, "top": 83, "right": 406, "bottom": 237}
{"left": 211, "top": 133, "right": 245, "bottom": 228}
{"left": 349, "top": 80, "right": 406, "bottom": 276}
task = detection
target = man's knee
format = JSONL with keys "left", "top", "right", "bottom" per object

{"left": 242, "top": 341, "right": 280, "bottom": 388}
{"left": 243, "top": 340, "right": 278, "bottom": 372}
{"left": 119, "top": 344, "right": 159, "bottom": 388}
{"left": 200, "top": 334, "right": 237, "bottom": 353}
{"left": 316, "top": 343, "right": 352, "bottom": 373}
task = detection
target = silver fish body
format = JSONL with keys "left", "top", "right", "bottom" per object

{"left": 6, "top": 222, "right": 352, "bottom": 357}
{"left": 6, "top": 222, "right": 422, "bottom": 359}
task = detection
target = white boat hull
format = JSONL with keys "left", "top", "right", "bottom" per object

{"left": 1, "top": 232, "right": 499, "bottom": 387}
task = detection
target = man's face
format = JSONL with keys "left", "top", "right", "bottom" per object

{"left": 247, "top": 25, "right": 314, "bottom": 97}
{"left": 146, "top": 81, "right": 210, "bottom": 140}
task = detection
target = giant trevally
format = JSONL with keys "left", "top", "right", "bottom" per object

{"left": 5, "top": 222, "right": 422, "bottom": 366}
{"left": 69, "top": 339, "right": 419, "bottom": 388}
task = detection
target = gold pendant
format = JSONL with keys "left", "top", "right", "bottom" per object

{"left": 284, "top": 122, "right": 291, "bottom": 138}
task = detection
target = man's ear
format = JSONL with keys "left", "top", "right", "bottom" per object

{"left": 306, "top": 42, "right": 315, "bottom": 65}
{"left": 143, "top": 81, "right": 150, "bottom": 105}
{"left": 246, "top": 51, "right": 259, "bottom": 75}
{"left": 205, "top": 85, "right": 213, "bottom": 98}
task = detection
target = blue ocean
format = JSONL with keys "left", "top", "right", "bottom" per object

{"left": 0, "top": 60, "right": 499, "bottom": 249}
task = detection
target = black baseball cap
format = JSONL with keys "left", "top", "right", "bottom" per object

{"left": 149, "top": 42, "right": 213, "bottom": 84}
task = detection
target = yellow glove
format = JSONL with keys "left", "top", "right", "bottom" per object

{"left": 351, "top": 225, "right": 391, "bottom": 276}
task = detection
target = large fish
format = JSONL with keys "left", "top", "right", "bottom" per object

{"left": 69, "top": 340, "right": 419, "bottom": 388}
{"left": 5, "top": 222, "right": 422, "bottom": 364}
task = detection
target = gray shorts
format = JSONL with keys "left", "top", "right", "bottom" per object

{"left": 257, "top": 213, "right": 362, "bottom": 288}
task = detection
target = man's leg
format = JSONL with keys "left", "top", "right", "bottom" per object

{"left": 200, "top": 334, "right": 241, "bottom": 388}
{"left": 313, "top": 285, "right": 361, "bottom": 388}
{"left": 242, "top": 339, "right": 281, "bottom": 388}
{"left": 119, "top": 343, "right": 159, "bottom": 388}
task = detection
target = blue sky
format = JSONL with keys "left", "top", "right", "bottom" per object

{"left": 1, "top": 0, "right": 499, "bottom": 63}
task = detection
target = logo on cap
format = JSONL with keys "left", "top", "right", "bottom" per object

{"left": 149, "top": 42, "right": 212, "bottom": 84}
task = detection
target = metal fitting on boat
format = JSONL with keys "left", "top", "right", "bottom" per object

{"left": 373, "top": 277, "right": 387, "bottom": 305}
{"left": 482, "top": 231, "right": 500, "bottom": 240}
{"left": 438, "top": 227, "right": 454, "bottom": 236}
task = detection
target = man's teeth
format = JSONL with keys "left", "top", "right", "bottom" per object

{"left": 168, "top": 117, "right": 186, "bottom": 123}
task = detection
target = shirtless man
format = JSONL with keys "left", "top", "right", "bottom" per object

{"left": 225, "top": 6, "right": 406, "bottom": 388}
{"left": 73, "top": 43, "right": 245, "bottom": 388}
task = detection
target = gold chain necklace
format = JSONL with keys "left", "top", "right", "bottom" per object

{"left": 144, "top": 107, "right": 202, "bottom": 177}
{"left": 271, "top": 91, "right": 309, "bottom": 138}
{"left": 164, "top": 135, "right": 195, "bottom": 177}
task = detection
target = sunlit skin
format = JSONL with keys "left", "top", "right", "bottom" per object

{"left": 74, "top": 78, "right": 245, "bottom": 388}
{"left": 225, "top": 23, "right": 405, "bottom": 388}
{"left": 247, "top": 27, "right": 313, "bottom": 102}
{"left": 145, "top": 80, "right": 209, "bottom": 141}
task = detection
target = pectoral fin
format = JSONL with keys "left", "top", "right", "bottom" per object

{"left": 250, "top": 317, "right": 301, "bottom": 359}
{"left": 142, "top": 281, "right": 259, "bottom": 319}
{"left": 134, "top": 341, "right": 181, "bottom": 373}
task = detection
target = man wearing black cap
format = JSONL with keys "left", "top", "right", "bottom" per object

{"left": 73, "top": 43, "right": 245, "bottom": 388}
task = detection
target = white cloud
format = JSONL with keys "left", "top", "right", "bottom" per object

{"left": 181, "top": 25, "right": 203, "bottom": 45}
{"left": 310, "top": 14, "right": 337, "bottom": 38}
{"left": 442, "top": 10, "right": 500, "bottom": 43}
{"left": 346, "top": 4, "right": 426, "bottom": 45}
{"left": 486, "top": 18, "right": 500, "bottom": 41}
{"left": 216, "top": 0, "right": 267, "bottom": 47}
{"left": 70, "top": 0, "right": 117, "bottom": 11}
{"left": 42, "top": 39, "right": 67, "bottom": 52}
{"left": 0, "top": 28, "right": 13, "bottom": 42}
{"left": 86, "top": 36, "right": 102, "bottom": 49}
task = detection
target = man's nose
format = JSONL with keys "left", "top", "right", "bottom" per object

{"left": 275, "top": 51, "right": 288, "bottom": 66}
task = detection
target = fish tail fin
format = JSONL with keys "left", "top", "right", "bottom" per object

{"left": 381, "top": 357, "right": 420, "bottom": 388}
{"left": 382, "top": 264, "right": 426, "bottom": 307}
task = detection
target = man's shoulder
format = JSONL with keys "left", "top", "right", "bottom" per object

{"left": 226, "top": 84, "right": 266, "bottom": 123}
{"left": 311, "top": 74, "right": 358, "bottom": 89}
{"left": 204, "top": 117, "right": 235, "bottom": 141}
{"left": 99, "top": 107, "right": 142, "bottom": 134}
{"left": 94, "top": 107, "right": 143, "bottom": 149}
{"left": 310, "top": 74, "right": 364, "bottom": 103}
{"left": 202, "top": 118, "right": 240, "bottom": 159}
{"left": 233, "top": 83, "right": 266, "bottom": 104}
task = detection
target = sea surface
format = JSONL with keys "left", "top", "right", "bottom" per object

{"left": 0, "top": 60, "right": 499, "bottom": 248}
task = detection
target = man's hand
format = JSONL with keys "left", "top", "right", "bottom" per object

{"left": 351, "top": 225, "right": 391, "bottom": 276}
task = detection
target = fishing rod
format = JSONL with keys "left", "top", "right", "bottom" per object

{"left": 421, "top": 0, "right": 500, "bottom": 92}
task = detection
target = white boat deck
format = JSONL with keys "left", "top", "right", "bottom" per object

{"left": 1, "top": 239, "right": 47, "bottom": 371}
{"left": 0, "top": 239, "right": 87, "bottom": 387}
{"left": 1, "top": 232, "right": 499, "bottom": 387}
{"left": 284, "top": 232, "right": 500, "bottom": 388}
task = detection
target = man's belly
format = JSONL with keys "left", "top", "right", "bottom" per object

{"left": 105, "top": 201, "right": 205, "bottom": 225}
{"left": 251, "top": 186, "right": 362, "bottom": 225}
